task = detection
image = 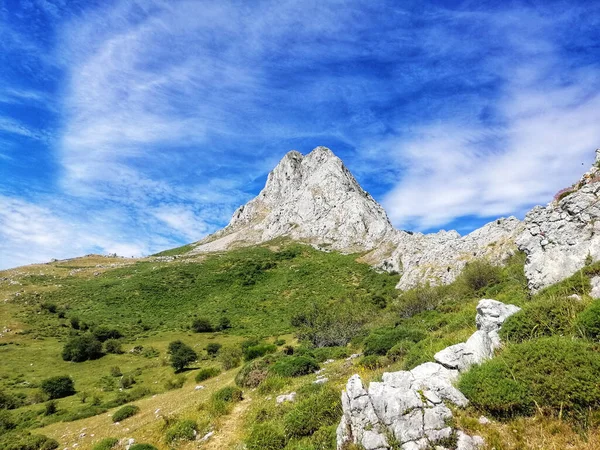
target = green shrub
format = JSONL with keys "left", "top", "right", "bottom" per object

{"left": 110, "top": 366, "right": 122, "bottom": 377}
{"left": 164, "top": 375, "right": 185, "bottom": 390}
{"left": 0, "top": 390, "right": 25, "bottom": 410}
{"left": 244, "top": 344, "right": 277, "bottom": 361}
{"left": 112, "top": 404, "right": 140, "bottom": 422}
{"left": 270, "top": 356, "right": 319, "bottom": 378}
{"left": 165, "top": 419, "right": 197, "bottom": 443}
{"left": 40, "top": 376, "right": 75, "bottom": 399}
{"left": 128, "top": 445, "right": 158, "bottom": 450}
{"left": 459, "top": 337, "right": 600, "bottom": 421}
{"left": 577, "top": 300, "right": 600, "bottom": 340}
{"left": 212, "top": 386, "right": 243, "bottom": 403}
{"left": 500, "top": 295, "right": 586, "bottom": 342}
{"left": 358, "top": 355, "right": 385, "bottom": 370}
{"left": 61, "top": 334, "right": 103, "bottom": 362}
{"left": 104, "top": 339, "right": 123, "bottom": 354}
{"left": 257, "top": 375, "right": 289, "bottom": 395}
{"left": 218, "top": 317, "right": 231, "bottom": 330}
{"left": 92, "top": 327, "right": 122, "bottom": 342}
{"left": 206, "top": 343, "right": 222, "bottom": 356}
{"left": 274, "top": 339, "right": 286, "bottom": 346}
{"left": 168, "top": 341, "right": 197, "bottom": 372}
{"left": 141, "top": 347, "right": 159, "bottom": 358}
{"left": 246, "top": 423, "right": 286, "bottom": 450}
{"left": 219, "top": 346, "right": 243, "bottom": 370}
{"left": 195, "top": 368, "right": 221, "bottom": 382}
{"left": 44, "top": 401, "right": 57, "bottom": 416}
{"left": 119, "top": 374, "right": 136, "bottom": 389}
{"left": 191, "top": 318, "right": 213, "bottom": 333}
{"left": 41, "top": 302, "right": 57, "bottom": 314}
{"left": 284, "top": 386, "right": 341, "bottom": 438}
{"left": 92, "top": 438, "right": 119, "bottom": 450}
{"left": 0, "top": 431, "right": 59, "bottom": 450}
{"left": 236, "top": 354, "right": 282, "bottom": 388}
{"left": 310, "top": 346, "right": 350, "bottom": 362}
{"left": 395, "top": 284, "right": 446, "bottom": 318}
{"left": 386, "top": 340, "right": 414, "bottom": 362}
{"left": 457, "top": 260, "right": 501, "bottom": 293}
{"left": 293, "top": 300, "right": 369, "bottom": 347}
{"left": 363, "top": 327, "right": 426, "bottom": 356}
{"left": 0, "top": 410, "right": 15, "bottom": 434}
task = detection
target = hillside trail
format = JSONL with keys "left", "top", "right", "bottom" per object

{"left": 204, "top": 396, "right": 252, "bottom": 450}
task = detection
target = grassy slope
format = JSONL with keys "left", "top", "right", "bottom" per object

{"left": 2, "top": 244, "right": 600, "bottom": 449}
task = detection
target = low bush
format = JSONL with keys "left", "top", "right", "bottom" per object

{"left": 246, "top": 423, "right": 286, "bottom": 450}
{"left": 110, "top": 366, "right": 122, "bottom": 377}
{"left": 44, "top": 401, "right": 57, "bottom": 416}
{"left": 93, "top": 327, "right": 122, "bottom": 342}
{"left": 92, "top": 438, "right": 119, "bottom": 450}
{"left": 459, "top": 337, "right": 600, "bottom": 421}
{"left": 62, "top": 334, "right": 103, "bottom": 362}
{"left": 164, "top": 376, "right": 185, "bottom": 390}
{"left": 457, "top": 260, "right": 501, "bottom": 293}
{"left": 257, "top": 375, "right": 289, "bottom": 395}
{"left": 165, "top": 419, "right": 197, "bottom": 443}
{"left": 358, "top": 355, "right": 385, "bottom": 370}
{"left": 40, "top": 376, "right": 75, "bottom": 400}
{"left": 195, "top": 367, "right": 221, "bottom": 382}
{"left": 500, "top": 295, "right": 586, "bottom": 342}
{"left": 284, "top": 386, "right": 341, "bottom": 438}
{"left": 243, "top": 344, "right": 277, "bottom": 361}
{"left": 119, "top": 374, "right": 136, "bottom": 389}
{"left": 206, "top": 343, "right": 222, "bottom": 356}
{"left": 191, "top": 318, "right": 213, "bottom": 333}
{"left": 0, "top": 390, "right": 25, "bottom": 410}
{"left": 577, "top": 300, "right": 600, "bottom": 340}
{"left": 386, "top": 340, "right": 414, "bottom": 362}
{"left": 236, "top": 354, "right": 282, "bottom": 388}
{"left": 310, "top": 346, "right": 350, "bottom": 362}
{"left": 218, "top": 317, "right": 231, "bottom": 330}
{"left": 270, "top": 356, "right": 319, "bottom": 378}
{"left": 363, "top": 327, "right": 426, "bottom": 356}
{"left": 128, "top": 445, "right": 158, "bottom": 450}
{"left": 0, "top": 410, "right": 15, "bottom": 433}
{"left": 212, "top": 386, "right": 243, "bottom": 404}
{"left": 219, "top": 346, "right": 243, "bottom": 370}
{"left": 112, "top": 404, "right": 140, "bottom": 422}
{"left": 0, "top": 431, "right": 59, "bottom": 450}
{"left": 104, "top": 339, "right": 123, "bottom": 354}
{"left": 395, "top": 284, "right": 446, "bottom": 318}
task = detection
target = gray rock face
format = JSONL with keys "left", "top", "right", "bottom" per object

{"left": 377, "top": 218, "right": 523, "bottom": 290}
{"left": 517, "top": 150, "right": 600, "bottom": 292}
{"left": 337, "top": 299, "right": 519, "bottom": 450}
{"left": 193, "top": 147, "right": 398, "bottom": 253}
{"left": 434, "top": 299, "right": 520, "bottom": 371}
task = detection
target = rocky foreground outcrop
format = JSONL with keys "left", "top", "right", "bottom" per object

{"left": 518, "top": 150, "right": 600, "bottom": 292}
{"left": 336, "top": 299, "right": 520, "bottom": 450}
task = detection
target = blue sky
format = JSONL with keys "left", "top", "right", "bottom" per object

{"left": 1, "top": 0, "right": 600, "bottom": 269}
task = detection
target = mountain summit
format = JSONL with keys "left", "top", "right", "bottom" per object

{"left": 193, "top": 146, "right": 397, "bottom": 253}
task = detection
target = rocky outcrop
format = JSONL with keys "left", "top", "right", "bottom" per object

{"left": 376, "top": 218, "right": 523, "bottom": 290}
{"left": 518, "top": 150, "right": 600, "bottom": 292}
{"left": 337, "top": 299, "right": 519, "bottom": 450}
{"left": 192, "top": 147, "right": 398, "bottom": 254}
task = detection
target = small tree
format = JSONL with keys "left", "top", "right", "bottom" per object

{"left": 62, "top": 334, "right": 103, "bottom": 362}
{"left": 41, "top": 376, "right": 76, "bottom": 399}
{"left": 168, "top": 341, "right": 197, "bottom": 372}
{"left": 206, "top": 343, "right": 222, "bottom": 356}
{"left": 191, "top": 318, "right": 213, "bottom": 333}
{"left": 218, "top": 317, "right": 231, "bottom": 331}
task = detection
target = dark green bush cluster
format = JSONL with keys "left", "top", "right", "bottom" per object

{"left": 457, "top": 260, "right": 502, "bottom": 293}
{"left": 165, "top": 419, "right": 197, "bottom": 443}
{"left": 244, "top": 344, "right": 277, "bottom": 361}
{"left": 191, "top": 318, "right": 213, "bottom": 333}
{"left": 308, "top": 346, "right": 350, "bottom": 362}
{"left": 395, "top": 284, "right": 447, "bottom": 318}
{"left": 270, "top": 356, "right": 319, "bottom": 378}
{"left": 0, "top": 390, "right": 25, "bottom": 410}
{"left": 236, "top": 356, "right": 278, "bottom": 388}
{"left": 62, "top": 334, "right": 103, "bottom": 362}
{"left": 164, "top": 376, "right": 185, "bottom": 390}
{"left": 40, "top": 376, "right": 75, "bottom": 400}
{"left": 459, "top": 337, "right": 600, "bottom": 421}
{"left": 386, "top": 340, "right": 414, "bottom": 362}
{"left": 500, "top": 295, "right": 586, "bottom": 342}
{"left": 195, "top": 367, "right": 221, "bottom": 382}
{"left": 206, "top": 343, "right": 222, "bottom": 356}
{"left": 104, "top": 339, "right": 123, "bottom": 354}
{"left": 92, "top": 437, "right": 119, "bottom": 450}
{"left": 363, "top": 326, "right": 426, "bottom": 356}
{"left": 112, "top": 404, "right": 140, "bottom": 422}
{"left": 92, "top": 327, "right": 122, "bottom": 342}
{"left": 0, "top": 431, "right": 59, "bottom": 450}
{"left": 577, "top": 300, "right": 600, "bottom": 340}
{"left": 358, "top": 355, "right": 385, "bottom": 370}
{"left": 129, "top": 445, "right": 158, "bottom": 450}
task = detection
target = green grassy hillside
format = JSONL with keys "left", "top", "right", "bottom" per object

{"left": 1, "top": 242, "right": 600, "bottom": 450}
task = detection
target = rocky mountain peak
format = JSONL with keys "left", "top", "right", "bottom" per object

{"left": 193, "top": 146, "right": 397, "bottom": 253}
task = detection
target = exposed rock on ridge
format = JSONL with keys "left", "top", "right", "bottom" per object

{"left": 336, "top": 299, "right": 520, "bottom": 450}
{"left": 377, "top": 218, "right": 523, "bottom": 290}
{"left": 518, "top": 149, "right": 600, "bottom": 292}
{"left": 192, "top": 147, "right": 397, "bottom": 253}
